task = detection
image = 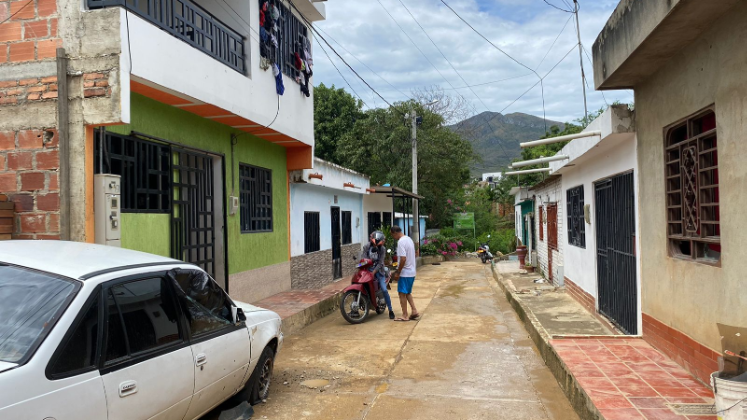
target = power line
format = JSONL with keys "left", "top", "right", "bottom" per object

{"left": 0, "top": 0, "right": 32, "bottom": 25}
{"left": 438, "top": 0, "right": 548, "bottom": 132}
{"left": 581, "top": 44, "right": 609, "bottom": 106}
{"left": 536, "top": 14, "right": 574, "bottom": 71}
{"left": 315, "top": 25, "right": 413, "bottom": 100}
{"left": 374, "top": 0, "right": 462, "bottom": 93}
{"left": 287, "top": 0, "right": 395, "bottom": 108}
{"left": 439, "top": 73, "right": 533, "bottom": 90}
{"left": 315, "top": 39, "right": 369, "bottom": 108}
{"left": 396, "top": 0, "right": 512, "bottom": 160}
{"left": 542, "top": 0, "right": 574, "bottom": 13}
{"left": 216, "top": 0, "right": 260, "bottom": 43}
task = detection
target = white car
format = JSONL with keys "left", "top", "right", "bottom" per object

{"left": 0, "top": 241, "right": 283, "bottom": 420}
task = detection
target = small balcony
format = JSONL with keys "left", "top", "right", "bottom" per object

{"left": 88, "top": 0, "right": 245, "bottom": 74}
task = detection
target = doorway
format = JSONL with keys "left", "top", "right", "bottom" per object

{"left": 595, "top": 171, "right": 637, "bottom": 334}
{"left": 171, "top": 147, "right": 226, "bottom": 288}
{"left": 546, "top": 204, "right": 558, "bottom": 282}
{"left": 331, "top": 207, "right": 342, "bottom": 280}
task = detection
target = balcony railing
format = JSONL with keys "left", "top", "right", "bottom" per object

{"left": 89, "top": 0, "right": 246, "bottom": 74}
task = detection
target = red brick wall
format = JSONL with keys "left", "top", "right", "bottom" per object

{"left": 565, "top": 276, "right": 596, "bottom": 314}
{"left": 0, "top": 129, "right": 60, "bottom": 239}
{"left": 0, "top": 0, "right": 60, "bottom": 63}
{"left": 642, "top": 313, "right": 719, "bottom": 385}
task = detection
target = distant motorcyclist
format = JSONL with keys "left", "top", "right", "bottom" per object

{"left": 362, "top": 231, "right": 394, "bottom": 319}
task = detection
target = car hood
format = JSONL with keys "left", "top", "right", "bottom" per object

{"left": 234, "top": 301, "right": 269, "bottom": 313}
{"left": 0, "top": 361, "right": 18, "bottom": 374}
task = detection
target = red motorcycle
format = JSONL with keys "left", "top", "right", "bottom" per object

{"left": 340, "top": 258, "right": 391, "bottom": 324}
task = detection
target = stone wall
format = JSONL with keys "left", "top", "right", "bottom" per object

{"left": 291, "top": 242, "right": 361, "bottom": 290}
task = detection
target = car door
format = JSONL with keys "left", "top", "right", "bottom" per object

{"left": 169, "top": 269, "right": 251, "bottom": 420}
{"left": 100, "top": 275, "right": 194, "bottom": 420}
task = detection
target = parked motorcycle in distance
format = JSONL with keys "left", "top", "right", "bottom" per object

{"left": 478, "top": 240, "right": 494, "bottom": 264}
{"left": 340, "top": 253, "right": 392, "bottom": 324}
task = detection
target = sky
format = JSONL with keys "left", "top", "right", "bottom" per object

{"left": 313, "top": 0, "right": 633, "bottom": 124}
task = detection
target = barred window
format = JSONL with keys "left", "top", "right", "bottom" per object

{"left": 304, "top": 212, "right": 320, "bottom": 254}
{"left": 240, "top": 164, "right": 273, "bottom": 233}
{"left": 94, "top": 131, "right": 171, "bottom": 213}
{"left": 665, "top": 108, "right": 720, "bottom": 264}
{"left": 566, "top": 186, "right": 585, "bottom": 248}
{"left": 342, "top": 211, "right": 352, "bottom": 245}
{"left": 260, "top": 0, "right": 309, "bottom": 81}
{"left": 368, "top": 212, "right": 381, "bottom": 236}
{"left": 383, "top": 212, "right": 392, "bottom": 228}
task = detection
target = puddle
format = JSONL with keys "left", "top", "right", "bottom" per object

{"left": 300, "top": 379, "right": 329, "bottom": 389}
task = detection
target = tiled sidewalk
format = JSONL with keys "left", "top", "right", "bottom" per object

{"left": 551, "top": 338, "right": 716, "bottom": 420}
{"left": 253, "top": 280, "right": 347, "bottom": 319}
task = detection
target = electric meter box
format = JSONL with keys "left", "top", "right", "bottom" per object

{"left": 94, "top": 174, "right": 122, "bottom": 247}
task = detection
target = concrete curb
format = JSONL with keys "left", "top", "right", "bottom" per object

{"left": 280, "top": 290, "right": 345, "bottom": 336}
{"left": 489, "top": 264, "right": 604, "bottom": 420}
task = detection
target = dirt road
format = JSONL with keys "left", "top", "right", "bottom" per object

{"left": 251, "top": 261, "right": 580, "bottom": 419}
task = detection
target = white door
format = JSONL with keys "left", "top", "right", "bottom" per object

{"left": 100, "top": 276, "right": 194, "bottom": 420}
{"left": 170, "top": 269, "right": 251, "bottom": 420}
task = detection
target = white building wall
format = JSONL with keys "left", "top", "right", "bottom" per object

{"left": 289, "top": 185, "right": 364, "bottom": 257}
{"left": 558, "top": 136, "right": 639, "bottom": 303}
{"left": 532, "top": 177, "right": 563, "bottom": 285}
{"left": 363, "top": 193, "right": 394, "bottom": 234}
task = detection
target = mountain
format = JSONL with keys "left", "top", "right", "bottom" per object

{"left": 450, "top": 112, "right": 564, "bottom": 175}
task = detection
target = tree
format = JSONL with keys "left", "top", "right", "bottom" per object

{"left": 313, "top": 83, "right": 364, "bottom": 164}
{"left": 335, "top": 100, "right": 475, "bottom": 229}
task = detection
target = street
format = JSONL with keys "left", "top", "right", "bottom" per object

{"left": 249, "top": 261, "right": 579, "bottom": 420}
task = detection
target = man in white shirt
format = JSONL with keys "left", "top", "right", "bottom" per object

{"left": 391, "top": 226, "right": 420, "bottom": 321}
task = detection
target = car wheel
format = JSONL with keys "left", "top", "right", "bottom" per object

{"left": 233, "top": 346, "right": 275, "bottom": 405}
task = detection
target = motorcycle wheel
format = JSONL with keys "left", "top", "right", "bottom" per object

{"left": 340, "top": 290, "right": 370, "bottom": 324}
{"left": 480, "top": 255, "right": 486, "bottom": 264}
{"left": 375, "top": 297, "right": 386, "bottom": 315}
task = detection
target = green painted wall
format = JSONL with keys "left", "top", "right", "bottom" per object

{"left": 121, "top": 213, "right": 171, "bottom": 257}
{"left": 110, "top": 94, "right": 289, "bottom": 274}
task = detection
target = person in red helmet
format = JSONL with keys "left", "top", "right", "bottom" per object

{"left": 362, "top": 230, "right": 394, "bottom": 319}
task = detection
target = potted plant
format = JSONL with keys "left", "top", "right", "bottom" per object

{"left": 524, "top": 264, "right": 535, "bottom": 273}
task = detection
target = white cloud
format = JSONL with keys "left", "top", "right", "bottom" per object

{"left": 313, "top": 0, "right": 632, "bottom": 123}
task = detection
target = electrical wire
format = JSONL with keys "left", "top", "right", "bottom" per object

{"left": 315, "top": 25, "right": 413, "bottom": 100}
{"left": 316, "top": 38, "right": 369, "bottom": 108}
{"left": 287, "top": 0, "right": 395, "bottom": 108}
{"left": 581, "top": 44, "right": 609, "bottom": 106}
{"left": 439, "top": 74, "right": 534, "bottom": 91}
{"left": 536, "top": 14, "right": 574, "bottom": 71}
{"left": 397, "top": 0, "right": 512, "bottom": 160}
{"left": 0, "top": 0, "right": 32, "bottom": 25}
{"left": 542, "top": 0, "right": 574, "bottom": 13}
{"left": 216, "top": 0, "right": 260, "bottom": 43}
{"left": 438, "top": 0, "right": 548, "bottom": 132}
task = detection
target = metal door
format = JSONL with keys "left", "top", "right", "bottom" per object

{"left": 546, "top": 204, "right": 558, "bottom": 282}
{"left": 331, "top": 207, "right": 342, "bottom": 279}
{"left": 171, "top": 148, "right": 219, "bottom": 283}
{"left": 595, "top": 171, "right": 637, "bottom": 334}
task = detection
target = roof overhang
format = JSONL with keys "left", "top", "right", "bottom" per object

{"left": 549, "top": 105, "right": 635, "bottom": 175}
{"left": 592, "top": 0, "right": 740, "bottom": 90}
{"left": 370, "top": 186, "right": 424, "bottom": 200}
{"left": 292, "top": 0, "right": 326, "bottom": 22}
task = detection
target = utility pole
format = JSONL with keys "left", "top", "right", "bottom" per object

{"left": 410, "top": 110, "right": 420, "bottom": 249}
{"left": 574, "top": 0, "right": 589, "bottom": 123}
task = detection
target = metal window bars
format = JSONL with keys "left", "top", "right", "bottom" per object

{"left": 88, "top": 0, "right": 246, "bottom": 74}
{"left": 566, "top": 185, "right": 585, "bottom": 248}
{"left": 304, "top": 211, "right": 320, "bottom": 254}
{"left": 342, "top": 211, "right": 352, "bottom": 245}
{"left": 239, "top": 164, "right": 273, "bottom": 233}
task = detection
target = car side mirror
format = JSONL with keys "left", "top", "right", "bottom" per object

{"left": 232, "top": 306, "right": 247, "bottom": 324}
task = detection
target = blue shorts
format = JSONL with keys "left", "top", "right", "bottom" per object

{"left": 398, "top": 276, "right": 415, "bottom": 294}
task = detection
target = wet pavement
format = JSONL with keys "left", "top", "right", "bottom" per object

{"left": 244, "top": 261, "right": 580, "bottom": 420}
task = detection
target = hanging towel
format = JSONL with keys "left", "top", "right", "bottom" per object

{"left": 273, "top": 64, "right": 285, "bottom": 95}
{"left": 294, "top": 52, "right": 303, "bottom": 70}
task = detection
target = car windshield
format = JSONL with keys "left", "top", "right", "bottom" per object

{"left": 0, "top": 265, "right": 78, "bottom": 364}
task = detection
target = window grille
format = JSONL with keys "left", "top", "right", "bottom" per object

{"left": 239, "top": 164, "right": 273, "bottom": 233}
{"left": 94, "top": 131, "right": 171, "bottom": 213}
{"left": 383, "top": 212, "right": 392, "bottom": 228}
{"left": 304, "top": 211, "right": 320, "bottom": 253}
{"left": 342, "top": 211, "right": 352, "bottom": 245}
{"left": 665, "top": 108, "right": 720, "bottom": 263}
{"left": 368, "top": 212, "right": 381, "bottom": 236}
{"left": 567, "top": 186, "right": 585, "bottom": 248}
{"left": 260, "top": 0, "right": 308, "bottom": 81}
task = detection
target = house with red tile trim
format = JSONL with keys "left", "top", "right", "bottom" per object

{"left": 591, "top": 0, "right": 745, "bottom": 385}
